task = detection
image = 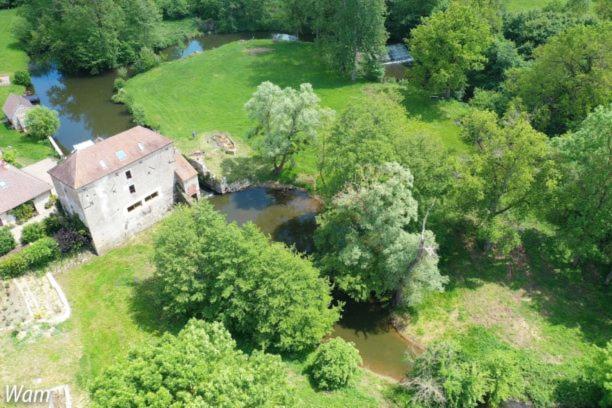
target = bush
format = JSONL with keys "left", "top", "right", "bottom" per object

{"left": 89, "top": 319, "right": 292, "bottom": 407}
{"left": 0, "top": 237, "right": 59, "bottom": 278}
{"left": 20, "top": 222, "right": 47, "bottom": 245}
{"left": 53, "top": 227, "right": 89, "bottom": 254}
{"left": 10, "top": 202, "right": 36, "bottom": 224}
{"left": 12, "top": 70, "right": 31, "bottom": 87}
{"left": 129, "top": 103, "right": 147, "bottom": 126}
{"left": 0, "top": 227, "right": 16, "bottom": 256}
{"left": 43, "top": 214, "right": 62, "bottom": 235}
{"left": 1, "top": 146, "right": 17, "bottom": 165}
{"left": 306, "top": 338, "right": 362, "bottom": 390}
{"left": 133, "top": 47, "right": 160, "bottom": 73}
{"left": 113, "top": 77, "right": 126, "bottom": 91}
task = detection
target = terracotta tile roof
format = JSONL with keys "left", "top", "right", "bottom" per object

{"left": 0, "top": 162, "right": 52, "bottom": 214}
{"left": 2, "top": 93, "right": 33, "bottom": 118}
{"left": 174, "top": 153, "right": 198, "bottom": 181}
{"left": 49, "top": 126, "right": 173, "bottom": 189}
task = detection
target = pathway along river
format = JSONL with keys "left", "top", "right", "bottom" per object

{"left": 27, "top": 35, "right": 413, "bottom": 379}
{"left": 209, "top": 187, "right": 415, "bottom": 380}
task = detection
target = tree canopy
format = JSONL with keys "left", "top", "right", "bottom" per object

{"left": 452, "top": 108, "right": 553, "bottom": 253}
{"left": 154, "top": 201, "right": 339, "bottom": 353}
{"left": 547, "top": 104, "right": 612, "bottom": 266}
{"left": 505, "top": 23, "right": 611, "bottom": 135}
{"left": 315, "top": 162, "right": 447, "bottom": 306}
{"left": 245, "top": 81, "right": 333, "bottom": 175}
{"left": 409, "top": 1, "right": 493, "bottom": 97}
{"left": 25, "top": 106, "right": 60, "bottom": 140}
{"left": 89, "top": 319, "right": 292, "bottom": 407}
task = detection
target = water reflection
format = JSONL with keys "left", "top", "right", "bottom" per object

{"left": 29, "top": 63, "right": 131, "bottom": 151}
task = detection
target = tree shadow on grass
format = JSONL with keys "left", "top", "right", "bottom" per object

{"left": 220, "top": 154, "right": 274, "bottom": 184}
{"left": 128, "top": 275, "right": 186, "bottom": 336}
{"left": 244, "top": 42, "right": 369, "bottom": 93}
{"left": 436, "top": 221, "right": 611, "bottom": 347}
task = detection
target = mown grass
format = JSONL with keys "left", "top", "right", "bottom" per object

{"left": 1, "top": 227, "right": 393, "bottom": 406}
{"left": 125, "top": 39, "right": 466, "bottom": 180}
{"left": 0, "top": 8, "right": 54, "bottom": 165}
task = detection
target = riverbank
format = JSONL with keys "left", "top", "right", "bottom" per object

{"left": 0, "top": 8, "right": 54, "bottom": 166}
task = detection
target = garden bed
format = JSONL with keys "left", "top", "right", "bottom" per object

{"left": 0, "top": 273, "right": 70, "bottom": 333}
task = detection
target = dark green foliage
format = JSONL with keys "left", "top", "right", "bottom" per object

{"left": 0, "top": 0, "right": 20, "bottom": 9}
{"left": 20, "top": 222, "right": 46, "bottom": 245}
{"left": 315, "top": 0, "right": 388, "bottom": 79}
{"left": 0, "top": 227, "right": 16, "bottom": 256}
{"left": 468, "top": 37, "right": 523, "bottom": 91}
{"left": 156, "top": 0, "right": 193, "bottom": 19}
{"left": 113, "top": 77, "right": 126, "bottom": 91}
{"left": 17, "top": 0, "right": 162, "bottom": 73}
{"left": 89, "top": 319, "right": 293, "bottom": 407}
{"left": 133, "top": 47, "right": 160, "bottom": 73}
{"left": 9, "top": 202, "right": 36, "bottom": 223}
{"left": 503, "top": 9, "right": 596, "bottom": 58}
{"left": 469, "top": 88, "right": 509, "bottom": 116}
{"left": 154, "top": 201, "right": 339, "bottom": 353}
{"left": 306, "top": 338, "right": 362, "bottom": 390}
{"left": 0, "top": 237, "right": 60, "bottom": 278}
{"left": 547, "top": 104, "right": 612, "bottom": 266}
{"left": 505, "top": 23, "right": 611, "bottom": 135}
{"left": 386, "top": 0, "right": 447, "bottom": 40}
{"left": 12, "top": 70, "right": 31, "bottom": 87}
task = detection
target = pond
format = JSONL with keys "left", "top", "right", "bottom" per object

{"left": 209, "top": 187, "right": 413, "bottom": 380}
{"left": 28, "top": 33, "right": 268, "bottom": 152}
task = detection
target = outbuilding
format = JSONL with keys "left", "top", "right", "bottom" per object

{"left": 2, "top": 93, "right": 33, "bottom": 132}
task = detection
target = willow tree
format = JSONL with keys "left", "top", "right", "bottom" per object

{"left": 315, "top": 162, "right": 448, "bottom": 307}
{"left": 245, "top": 81, "right": 333, "bottom": 175}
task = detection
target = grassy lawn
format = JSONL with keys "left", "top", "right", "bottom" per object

{"left": 399, "top": 229, "right": 611, "bottom": 382}
{"left": 125, "top": 39, "right": 466, "bottom": 181}
{"left": 0, "top": 8, "right": 54, "bottom": 165}
{"left": 0, "top": 227, "right": 393, "bottom": 406}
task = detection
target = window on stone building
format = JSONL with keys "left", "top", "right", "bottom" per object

{"left": 126, "top": 170, "right": 132, "bottom": 179}
{"left": 129, "top": 185, "right": 136, "bottom": 194}
{"left": 127, "top": 201, "right": 142, "bottom": 212}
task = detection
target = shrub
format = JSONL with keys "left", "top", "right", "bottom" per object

{"left": 0, "top": 237, "right": 59, "bottom": 278}
{"left": 133, "top": 47, "right": 160, "bottom": 73}
{"left": 43, "top": 214, "right": 63, "bottom": 235}
{"left": 89, "top": 320, "right": 292, "bottom": 407}
{"left": 129, "top": 103, "right": 147, "bottom": 126}
{"left": 12, "top": 70, "right": 31, "bottom": 87}
{"left": 0, "top": 227, "right": 16, "bottom": 256}
{"left": 113, "top": 77, "right": 126, "bottom": 91}
{"left": 53, "top": 227, "right": 89, "bottom": 254}
{"left": 20, "top": 222, "right": 47, "bottom": 245}
{"left": 306, "top": 338, "right": 362, "bottom": 390}
{"left": 1, "top": 146, "right": 17, "bottom": 165}
{"left": 10, "top": 202, "right": 36, "bottom": 224}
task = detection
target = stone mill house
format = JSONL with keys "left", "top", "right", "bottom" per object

{"left": 48, "top": 126, "right": 200, "bottom": 254}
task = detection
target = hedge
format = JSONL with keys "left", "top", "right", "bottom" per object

{"left": 0, "top": 227, "right": 16, "bottom": 256}
{"left": 0, "top": 237, "right": 60, "bottom": 278}
{"left": 21, "top": 222, "right": 47, "bottom": 245}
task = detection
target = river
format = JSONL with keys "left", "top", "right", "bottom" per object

{"left": 209, "top": 187, "right": 413, "bottom": 380}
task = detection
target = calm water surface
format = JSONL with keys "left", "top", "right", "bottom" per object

{"left": 209, "top": 187, "right": 413, "bottom": 380}
{"left": 29, "top": 34, "right": 267, "bottom": 151}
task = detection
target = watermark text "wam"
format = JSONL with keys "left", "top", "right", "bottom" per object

{"left": 4, "top": 385, "right": 51, "bottom": 404}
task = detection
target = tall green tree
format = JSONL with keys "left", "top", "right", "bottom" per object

{"left": 18, "top": 0, "right": 161, "bottom": 73}
{"left": 25, "top": 106, "right": 60, "bottom": 140}
{"left": 315, "top": 162, "right": 448, "bottom": 306}
{"left": 318, "top": 86, "right": 454, "bottom": 215}
{"left": 245, "top": 81, "right": 333, "bottom": 175}
{"left": 547, "top": 105, "right": 611, "bottom": 267}
{"left": 316, "top": 0, "right": 388, "bottom": 80}
{"left": 452, "top": 109, "right": 554, "bottom": 253}
{"left": 154, "top": 201, "right": 339, "bottom": 353}
{"left": 386, "top": 0, "right": 447, "bottom": 40}
{"left": 90, "top": 320, "right": 293, "bottom": 407}
{"left": 409, "top": 1, "right": 493, "bottom": 97}
{"left": 505, "top": 23, "right": 611, "bottom": 135}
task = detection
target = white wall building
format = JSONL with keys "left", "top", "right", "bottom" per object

{"left": 49, "top": 126, "right": 199, "bottom": 254}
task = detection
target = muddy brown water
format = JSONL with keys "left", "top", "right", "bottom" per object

{"left": 209, "top": 187, "right": 413, "bottom": 380}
